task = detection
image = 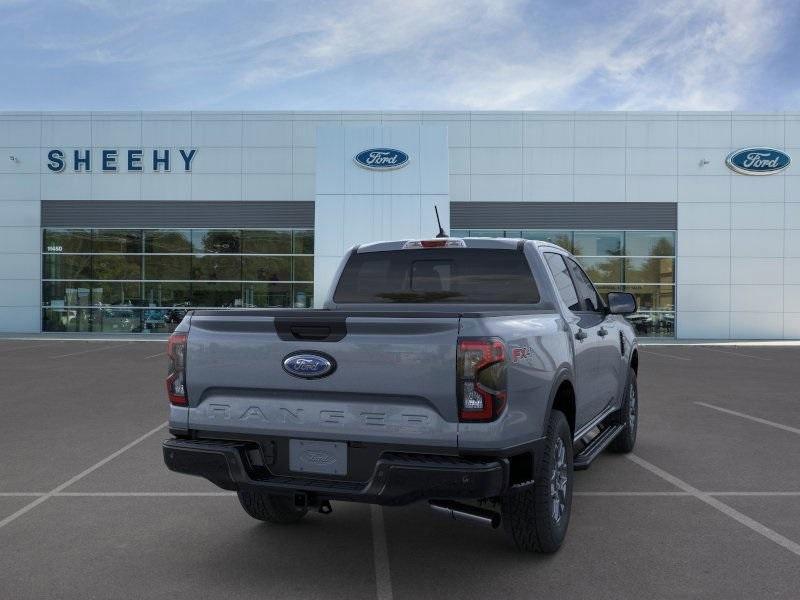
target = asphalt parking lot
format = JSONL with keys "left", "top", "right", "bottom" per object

{"left": 1, "top": 339, "right": 799, "bottom": 599}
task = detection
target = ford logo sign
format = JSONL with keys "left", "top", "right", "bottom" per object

{"left": 282, "top": 352, "right": 336, "bottom": 379}
{"left": 354, "top": 148, "right": 409, "bottom": 170}
{"left": 726, "top": 147, "right": 790, "bottom": 175}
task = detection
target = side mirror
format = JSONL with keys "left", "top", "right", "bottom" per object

{"left": 607, "top": 292, "right": 637, "bottom": 315}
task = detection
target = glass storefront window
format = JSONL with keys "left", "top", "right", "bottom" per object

{"left": 293, "top": 230, "right": 314, "bottom": 254}
{"left": 42, "top": 227, "right": 315, "bottom": 333}
{"left": 242, "top": 230, "right": 292, "bottom": 254}
{"left": 93, "top": 230, "right": 142, "bottom": 253}
{"left": 244, "top": 283, "right": 292, "bottom": 308}
{"left": 92, "top": 255, "right": 142, "bottom": 280}
{"left": 624, "top": 257, "right": 674, "bottom": 285}
{"left": 43, "top": 254, "right": 93, "bottom": 280}
{"left": 625, "top": 231, "right": 675, "bottom": 257}
{"left": 573, "top": 231, "right": 624, "bottom": 256}
{"left": 576, "top": 257, "right": 622, "bottom": 284}
{"left": 242, "top": 256, "right": 291, "bottom": 281}
{"left": 191, "top": 282, "right": 243, "bottom": 307}
{"left": 293, "top": 256, "right": 314, "bottom": 281}
{"left": 192, "top": 229, "right": 241, "bottom": 253}
{"left": 192, "top": 255, "right": 242, "bottom": 280}
{"left": 43, "top": 229, "right": 92, "bottom": 253}
{"left": 144, "top": 230, "right": 192, "bottom": 253}
{"left": 143, "top": 282, "right": 192, "bottom": 308}
{"left": 144, "top": 255, "right": 192, "bottom": 280}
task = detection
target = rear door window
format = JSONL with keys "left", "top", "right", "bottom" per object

{"left": 565, "top": 257, "right": 604, "bottom": 313}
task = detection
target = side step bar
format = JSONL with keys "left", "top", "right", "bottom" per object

{"left": 573, "top": 423, "right": 625, "bottom": 471}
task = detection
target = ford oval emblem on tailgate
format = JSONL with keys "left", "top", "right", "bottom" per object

{"left": 282, "top": 352, "right": 336, "bottom": 379}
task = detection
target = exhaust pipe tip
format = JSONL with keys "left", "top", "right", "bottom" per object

{"left": 429, "top": 500, "right": 501, "bottom": 529}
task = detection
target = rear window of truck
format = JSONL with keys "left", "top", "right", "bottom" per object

{"left": 333, "top": 248, "right": 540, "bottom": 304}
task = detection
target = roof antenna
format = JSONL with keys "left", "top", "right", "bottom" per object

{"left": 434, "top": 205, "right": 447, "bottom": 238}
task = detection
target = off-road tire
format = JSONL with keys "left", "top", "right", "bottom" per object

{"left": 610, "top": 367, "right": 638, "bottom": 454}
{"left": 501, "top": 409, "right": 573, "bottom": 553}
{"left": 237, "top": 489, "right": 308, "bottom": 524}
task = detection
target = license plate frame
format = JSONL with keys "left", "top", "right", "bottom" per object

{"left": 289, "top": 439, "right": 348, "bottom": 476}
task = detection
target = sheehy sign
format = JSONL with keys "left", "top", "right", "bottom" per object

{"left": 46, "top": 148, "right": 197, "bottom": 172}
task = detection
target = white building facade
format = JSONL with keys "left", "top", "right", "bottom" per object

{"left": 0, "top": 110, "right": 798, "bottom": 339}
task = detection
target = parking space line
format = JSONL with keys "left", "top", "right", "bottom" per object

{"left": 708, "top": 492, "right": 800, "bottom": 496}
{"left": 696, "top": 402, "right": 800, "bottom": 436}
{"left": 0, "top": 421, "right": 167, "bottom": 531}
{"left": 371, "top": 505, "right": 393, "bottom": 600}
{"left": 639, "top": 349, "right": 691, "bottom": 361}
{"left": 575, "top": 491, "right": 691, "bottom": 496}
{"left": 0, "top": 493, "right": 45, "bottom": 497}
{"left": 627, "top": 454, "right": 800, "bottom": 558}
{"left": 696, "top": 347, "right": 771, "bottom": 361}
{"left": 143, "top": 352, "right": 166, "bottom": 359}
{"left": 49, "top": 343, "right": 132, "bottom": 359}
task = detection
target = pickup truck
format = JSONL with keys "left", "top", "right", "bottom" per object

{"left": 163, "top": 237, "right": 639, "bottom": 553}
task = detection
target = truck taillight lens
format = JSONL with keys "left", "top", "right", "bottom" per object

{"left": 457, "top": 337, "right": 507, "bottom": 422}
{"left": 166, "top": 332, "right": 188, "bottom": 406}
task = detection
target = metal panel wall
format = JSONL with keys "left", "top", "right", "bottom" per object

{"left": 450, "top": 202, "right": 677, "bottom": 230}
{"left": 41, "top": 201, "right": 315, "bottom": 228}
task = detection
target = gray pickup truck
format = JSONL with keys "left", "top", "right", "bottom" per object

{"left": 163, "top": 237, "right": 639, "bottom": 553}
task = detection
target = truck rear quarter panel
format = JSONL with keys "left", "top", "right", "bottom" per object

{"left": 457, "top": 313, "right": 571, "bottom": 451}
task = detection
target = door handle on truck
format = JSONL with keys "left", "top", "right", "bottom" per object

{"left": 598, "top": 327, "right": 608, "bottom": 337}
{"left": 574, "top": 329, "right": 587, "bottom": 341}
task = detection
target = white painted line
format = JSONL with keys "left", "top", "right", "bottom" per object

{"left": 696, "top": 402, "right": 800, "bottom": 436}
{"left": 0, "top": 493, "right": 45, "bottom": 497}
{"left": 371, "top": 504, "right": 393, "bottom": 600}
{"left": 627, "top": 454, "right": 800, "bottom": 558}
{"left": 54, "top": 492, "right": 236, "bottom": 497}
{"left": 0, "top": 421, "right": 167, "bottom": 531}
{"left": 575, "top": 491, "right": 800, "bottom": 497}
{"left": 49, "top": 343, "right": 132, "bottom": 359}
{"left": 639, "top": 349, "right": 691, "bottom": 361}
{"left": 708, "top": 492, "right": 800, "bottom": 497}
{"left": 640, "top": 341, "right": 800, "bottom": 347}
{"left": 697, "top": 347, "right": 771, "bottom": 361}
{"left": 143, "top": 351, "right": 166, "bottom": 359}
{"left": 574, "top": 491, "right": 690, "bottom": 496}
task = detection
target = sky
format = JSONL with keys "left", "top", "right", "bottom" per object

{"left": 1, "top": 0, "right": 798, "bottom": 111}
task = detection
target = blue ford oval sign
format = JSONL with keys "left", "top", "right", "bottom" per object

{"left": 354, "top": 148, "right": 409, "bottom": 170}
{"left": 726, "top": 147, "right": 790, "bottom": 175}
{"left": 282, "top": 352, "right": 336, "bottom": 379}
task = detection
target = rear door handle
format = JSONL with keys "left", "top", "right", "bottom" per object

{"left": 598, "top": 327, "right": 608, "bottom": 337}
{"left": 575, "top": 329, "right": 587, "bottom": 341}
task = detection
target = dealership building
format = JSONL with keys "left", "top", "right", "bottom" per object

{"left": 0, "top": 110, "right": 798, "bottom": 339}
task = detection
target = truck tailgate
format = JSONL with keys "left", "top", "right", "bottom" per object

{"left": 186, "top": 312, "right": 460, "bottom": 447}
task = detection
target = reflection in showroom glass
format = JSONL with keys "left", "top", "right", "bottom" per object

{"left": 41, "top": 228, "right": 314, "bottom": 333}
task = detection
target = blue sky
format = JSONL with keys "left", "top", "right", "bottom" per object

{"left": 1, "top": 0, "right": 798, "bottom": 111}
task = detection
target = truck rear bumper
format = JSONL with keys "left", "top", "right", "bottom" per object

{"left": 163, "top": 438, "right": 509, "bottom": 506}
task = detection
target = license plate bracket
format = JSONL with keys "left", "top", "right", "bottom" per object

{"left": 289, "top": 439, "right": 348, "bottom": 476}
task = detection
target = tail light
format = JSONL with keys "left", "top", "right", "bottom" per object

{"left": 457, "top": 337, "right": 507, "bottom": 422}
{"left": 166, "top": 332, "right": 188, "bottom": 406}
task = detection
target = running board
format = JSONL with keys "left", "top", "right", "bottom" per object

{"left": 573, "top": 423, "right": 625, "bottom": 470}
